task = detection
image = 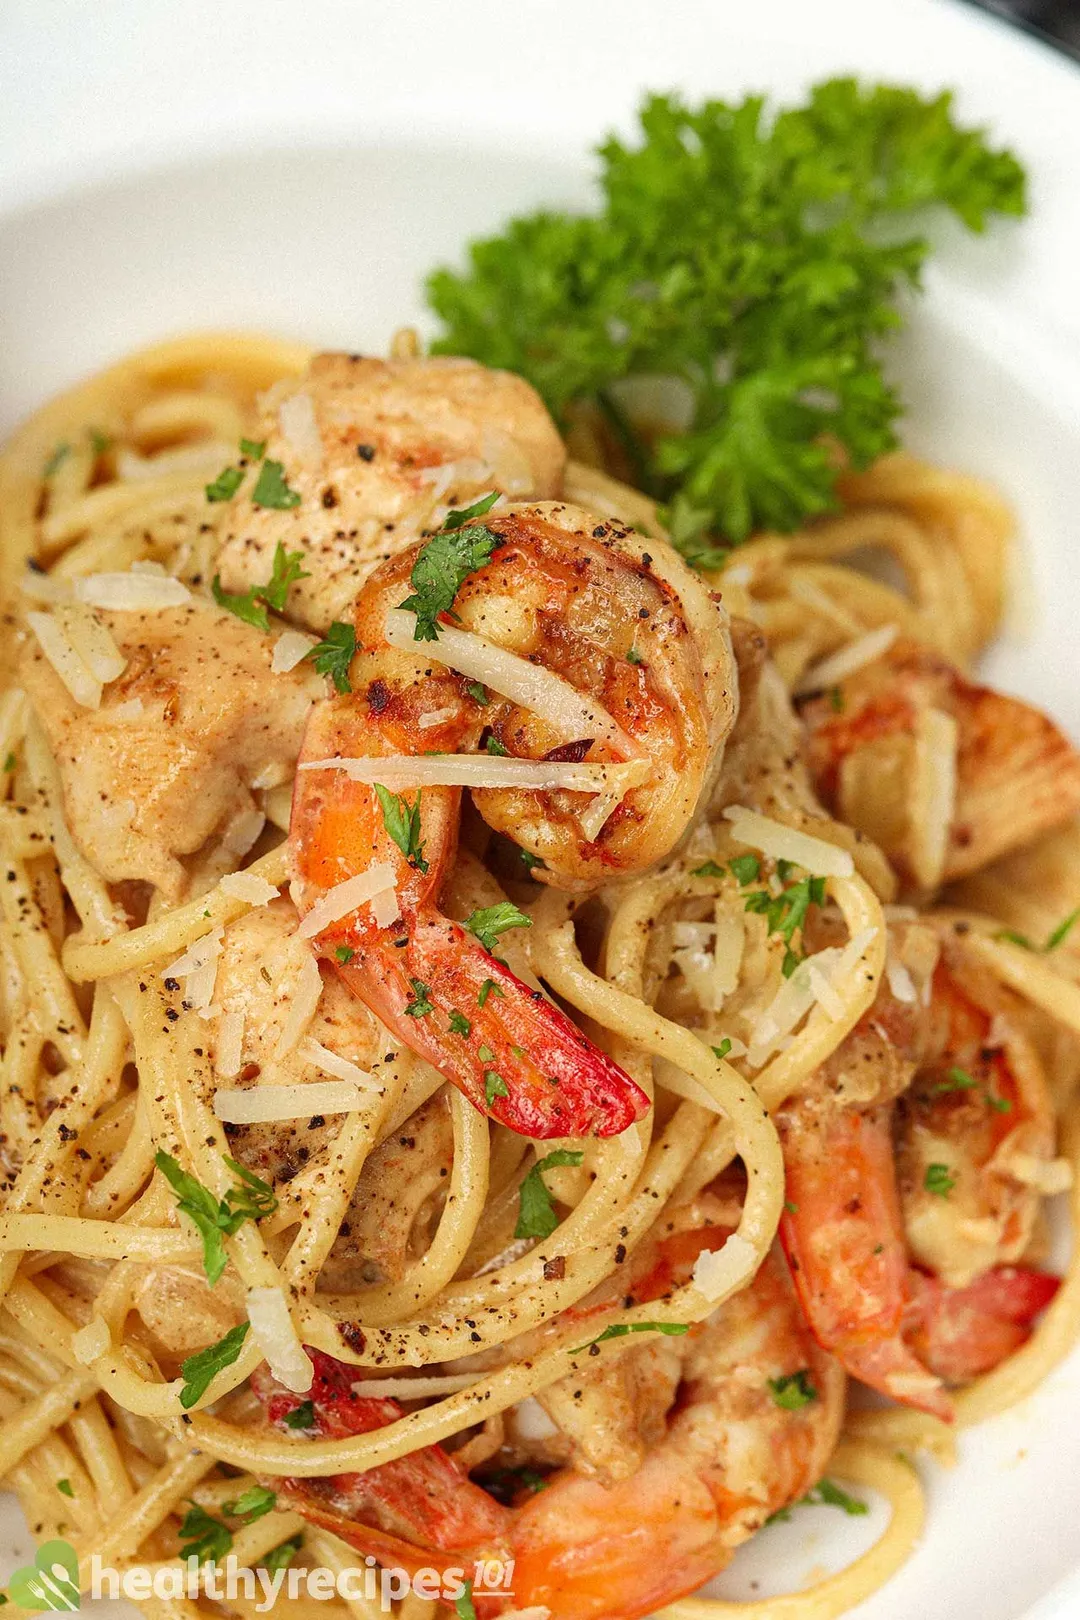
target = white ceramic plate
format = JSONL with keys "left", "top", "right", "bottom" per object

{"left": 2, "top": 2, "right": 1079, "bottom": 1615}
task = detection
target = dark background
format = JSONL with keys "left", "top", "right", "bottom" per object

{"left": 970, "top": 0, "right": 1080, "bottom": 57}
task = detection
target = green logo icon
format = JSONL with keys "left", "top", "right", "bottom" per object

{"left": 6, "top": 1542, "right": 80, "bottom": 1611}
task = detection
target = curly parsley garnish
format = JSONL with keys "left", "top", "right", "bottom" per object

{"left": 397, "top": 492, "right": 502, "bottom": 640}
{"left": 405, "top": 979, "right": 435, "bottom": 1018}
{"left": 924, "top": 1162, "right": 956, "bottom": 1199}
{"left": 428, "top": 81, "right": 1025, "bottom": 550}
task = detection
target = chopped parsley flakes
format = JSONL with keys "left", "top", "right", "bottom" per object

{"left": 484, "top": 1070, "right": 509, "bottom": 1106}
{"left": 924, "top": 1162, "right": 956, "bottom": 1198}
{"left": 304, "top": 620, "right": 356, "bottom": 693}
{"left": 252, "top": 458, "right": 301, "bottom": 509}
{"left": 155, "top": 1151, "right": 277, "bottom": 1286}
{"left": 515, "top": 1148, "right": 584, "bottom": 1239}
{"left": 572, "top": 1320, "right": 690, "bottom": 1354}
{"left": 464, "top": 901, "right": 532, "bottom": 955}
{"left": 397, "top": 492, "right": 502, "bottom": 640}
{"left": 767, "top": 1369, "right": 818, "bottom": 1409}
{"left": 373, "top": 784, "right": 428, "bottom": 873}
{"left": 178, "top": 1320, "right": 250, "bottom": 1409}
{"left": 211, "top": 541, "right": 309, "bottom": 630}
{"left": 997, "top": 908, "right": 1080, "bottom": 955}
{"left": 405, "top": 979, "right": 435, "bottom": 1018}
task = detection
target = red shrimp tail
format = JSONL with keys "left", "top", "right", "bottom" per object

{"left": 906, "top": 1266, "right": 1060, "bottom": 1383}
{"left": 779, "top": 1105, "right": 951, "bottom": 1420}
{"left": 252, "top": 1350, "right": 512, "bottom": 1559}
{"left": 338, "top": 911, "right": 649, "bottom": 1139}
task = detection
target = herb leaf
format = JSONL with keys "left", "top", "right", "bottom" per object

{"left": 252, "top": 459, "right": 301, "bottom": 510}
{"left": 924, "top": 1162, "right": 956, "bottom": 1199}
{"left": 206, "top": 465, "right": 245, "bottom": 504}
{"left": 373, "top": 784, "right": 428, "bottom": 874}
{"left": 260, "top": 544, "right": 310, "bottom": 611}
{"left": 155, "top": 1151, "right": 276, "bottom": 1285}
{"left": 405, "top": 979, "right": 435, "bottom": 1018}
{"left": 178, "top": 1502, "right": 232, "bottom": 1564}
{"left": 464, "top": 901, "right": 532, "bottom": 955}
{"left": 305, "top": 621, "right": 357, "bottom": 693}
{"left": 572, "top": 1320, "right": 690, "bottom": 1354}
{"left": 484, "top": 1070, "right": 510, "bottom": 1106}
{"left": 179, "top": 1322, "right": 250, "bottom": 1409}
{"left": 263, "top": 1535, "right": 303, "bottom": 1573}
{"left": 478, "top": 978, "right": 503, "bottom": 1007}
{"left": 428, "top": 81, "right": 1025, "bottom": 547}
{"left": 398, "top": 495, "right": 502, "bottom": 640}
{"left": 283, "top": 1399, "right": 315, "bottom": 1430}
{"left": 211, "top": 542, "right": 308, "bottom": 631}
{"left": 455, "top": 1579, "right": 478, "bottom": 1620}
{"left": 221, "top": 1485, "right": 277, "bottom": 1523}
{"left": 515, "top": 1148, "right": 585, "bottom": 1239}
{"left": 767, "top": 1369, "right": 818, "bottom": 1409}
{"left": 449, "top": 1010, "right": 472, "bottom": 1037}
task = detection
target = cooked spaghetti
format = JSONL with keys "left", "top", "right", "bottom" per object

{"left": 2, "top": 330, "right": 1080, "bottom": 1620}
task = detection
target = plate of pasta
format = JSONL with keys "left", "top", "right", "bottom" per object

{"left": 2, "top": 3, "right": 1080, "bottom": 1620}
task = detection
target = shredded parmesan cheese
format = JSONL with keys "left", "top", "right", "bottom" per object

{"left": 908, "top": 707, "right": 958, "bottom": 890}
{"left": 692, "top": 1231, "right": 756, "bottom": 1301}
{"left": 418, "top": 705, "right": 458, "bottom": 731}
{"left": 219, "top": 871, "right": 279, "bottom": 906}
{"left": 73, "top": 572, "right": 191, "bottom": 610}
{"left": 298, "top": 1037, "right": 382, "bottom": 1090}
{"left": 1004, "top": 1153, "right": 1073, "bottom": 1196}
{"left": 794, "top": 623, "right": 899, "bottom": 694}
{"left": 222, "top": 808, "right": 266, "bottom": 859}
{"left": 215, "top": 1009, "right": 245, "bottom": 1079}
{"left": 274, "top": 948, "right": 324, "bottom": 1056}
{"left": 299, "top": 754, "right": 651, "bottom": 797}
{"left": 722, "top": 806, "right": 854, "bottom": 878}
{"left": 162, "top": 928, "right": 225, "bottom": 985}
{"left": 246, "top": 1286, "right": 314, "bottom": 1394}
{"left": 71, "top": 1317, "right": 110, "bottom": 1365}
{"left": 885, "top": 955, "right": 918, "bottom": 1004}
{"left": 296, "top": 864, "right": 398, "bottom": 940}
{"left": 748, "top": 927, "right": 877, "bottom": 1067}
{"left": 385, "top": 607, "right": 641, "bottom": 759}
{"left": 27, "top": 610, "right": 102, "bottom": 709}
{"left": 109, "top": 697, "right": 146, "bottom": 722}
{"left": 56, "top": 602, "right": 126, "bottom": 685}
{"left": 278, "top": 391, "right": 323, "bottom": 463}
{"left": 272, "top": 629, "right": 317, "bottom": 673}
{"left": 214, "top": 1080, "right": 377, "bottom": 1122}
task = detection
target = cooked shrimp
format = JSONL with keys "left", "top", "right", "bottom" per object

{"left": 214, "top": 352, "right": 566, "bottom": 634}
{"left": 779, "top": 925, "right": 1062, "bottom": 1417}
{"left": 254, "top": 1245, "right": 844, "bottom": 1620}
{"left": 289, "top": 500, "right": 734, "bottom": 1136}
{"left": 800, "top": 636, "right": 1080, "bottom": 888}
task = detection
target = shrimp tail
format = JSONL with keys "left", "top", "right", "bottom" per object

{"left": 253, "top": 1350, "right": 512, "bottom": 1567}
{"left": 906, "top": 1265, "right": 1060, "bottom": 1383}
{"left": 779, "top": 1104, "right": 953, "bottom": 1421}
{"left": 337, "top": 911, "right": 649, "bottom": 1139}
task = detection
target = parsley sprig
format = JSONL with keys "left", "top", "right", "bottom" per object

{"left": 212, "top": 542, "right": 309, "bottom": 631}
{"left": 398, "top": 493, "right": 502, "bottom": 640}
{"left": 428, "top": 80, "right": 1025, "bottom": 549}
{"left": 155, "top": 1151, "right": 278, "bottom": 1286}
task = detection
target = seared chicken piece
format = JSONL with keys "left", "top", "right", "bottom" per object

{"left": 20, "top": 601, "right": 319, "bottom": 899}
{"left": 210, "top": 898, "right": 390, "bottom": 1190}
{"left": 214, "top": 352, "right": 566, "bottom": 634}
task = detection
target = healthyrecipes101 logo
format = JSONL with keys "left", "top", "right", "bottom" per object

{"left": 4, "top": 1543, "right": 517, "bottom": 1613}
